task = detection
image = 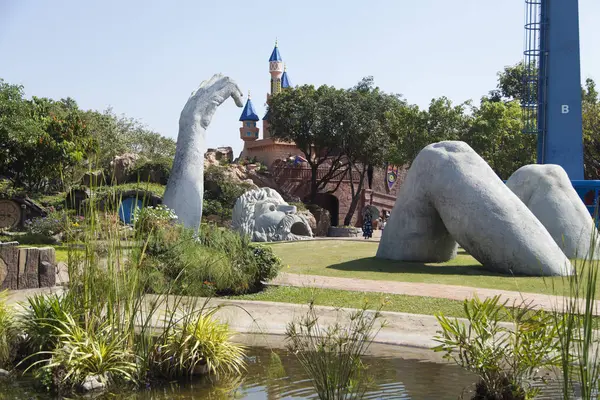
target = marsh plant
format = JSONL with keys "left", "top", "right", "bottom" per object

{"left": 13, "top": 187, "right": 247, "bottom": 394}
{"left": 0, "top": 290, "right": 18, "bottom": 369}
{"left": 285, "top": 301, "right": 386, "bottom": 400}
{"left": 434, "top": 296, "right": 561, "bottom": 400}
{"left": 548, "top": 233, "right": 600, "bottom": 400}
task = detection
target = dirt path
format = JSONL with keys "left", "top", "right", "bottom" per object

{"left": 270, "top": 272, "right": 600, "bottom": 315}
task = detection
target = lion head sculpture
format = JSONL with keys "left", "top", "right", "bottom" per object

{"left": 232, "top": 188, "right": 313, "bottom": 242}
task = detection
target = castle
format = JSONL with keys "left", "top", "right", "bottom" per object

{"left": 237, "top": 41, "right": 402, "bottom": 227}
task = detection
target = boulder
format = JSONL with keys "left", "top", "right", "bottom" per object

{"left": 376, "top": 141, "right": 572, "bottom": 276}
{"left": 298, "top": 209, "right": 317, "bottom": 234}
{"left": 506, "top": 164, "right": 600, "bottom": 259}
{"left": 205, "top": 147, "right": 234, "bottom": 166}
{"left": 306, "top": 204, "right": 331, "bottom": 237}
{"left": 110, "top": 153, "right": 140, "bottom": 184}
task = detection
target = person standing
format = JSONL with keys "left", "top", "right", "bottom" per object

{"left": 362, "top": 212, "right": 373, "bottom": 239}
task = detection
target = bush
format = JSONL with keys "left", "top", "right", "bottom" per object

{"left": 155, "top": 308, "right": 246, "bottom": 378}
{"left": 128, "top": 158, "right": 172, "bottom": 185}
{"left": 24, "top": 209, "right": 70, "bottom": 238}
{"left": 140, "top": 224, "right": 283, "bottom": 296}
{"left": 132, "top": 204, "right": 177, "bottom": 235}
{"left": 203, "top": 165, "right": 253, "bottom": 224}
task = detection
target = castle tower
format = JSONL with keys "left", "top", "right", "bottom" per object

{"left": 281, "top": 63, "right": 292, "bottom": 89}
{"left": 239, "top": 91, "right": 259, "bottom": 141}
{"left": 268, "top": 40, "right": 284, "bottom": 98}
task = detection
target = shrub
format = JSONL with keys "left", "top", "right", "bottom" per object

{"left": 203, "top": 165, "right": 253, "bottom": 224}
{"left": 24, "top": 209, "right": 70, "bottom": 238}
{"left": 434, "top": 295, "right": 560, "bottom": 400}
{"left": 128, "top": 158, "right": 172, "bottom": 185}
{"left": 132, "top": 204, "right": 177, "bottom": 234}
{"left": 155, "top": 308, "right": 246, "bottom": 378}
{"left": 140, "top": 224, "right": 282, "bottom": 296}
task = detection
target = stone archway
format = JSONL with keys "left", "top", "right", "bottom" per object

{"left": 313, "top": 193, "right": 339, "bottom": 226}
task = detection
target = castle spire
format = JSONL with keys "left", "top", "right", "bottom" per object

{"left": 281, "top": 63, "right": 292, "bottom": 89}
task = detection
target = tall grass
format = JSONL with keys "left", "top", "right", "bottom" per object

{"left": 285, "top": 301, "right": 386, "bottom": 400}
{"left": 549, "top": 229, "right": 600, "bottom": 400}
{"left": 18, "top": 178, "right": 247, "bottom": 393}
{"left": 0, "top": 290, "right": 17, "bottom": 369}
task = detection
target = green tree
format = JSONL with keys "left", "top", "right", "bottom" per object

{"left": 388, "top": 97, "right": 471, "bottom": 167}
{"left": 268, "top": 84, "right": 351, "bottom": 202}
{"left": 342, "top": 77, "right": 401, "bottom": 225}
{"left": 462, "top": 99, "right": 535, "bottom": 180}
{"left": 583, "top": 78, "right": 600, "bottom": 179}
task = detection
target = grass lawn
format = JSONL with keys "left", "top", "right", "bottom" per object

{"left": 269, "top": 240, "right": 590, "bottom": 297}
{"left": 229, "top": 285, "right": 470, "bottom": 319}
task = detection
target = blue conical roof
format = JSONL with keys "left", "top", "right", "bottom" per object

{"left": 269, "top": 45, "right": 282, "bottom": 62}
{"left": 262, "top": 109, "right": 270, "bottom": 121}
{"left": 281, "top": 71, "right": 292, "bottom": 88}
{"left": 239, "top": 97, "right": 259, "bottom": 121}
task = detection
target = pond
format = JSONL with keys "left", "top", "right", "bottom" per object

{"left": 0, "top": 340, "right": 476, "bottom": 399}
{"left": 0, "top": 337, "right": 564, "bottom": 399}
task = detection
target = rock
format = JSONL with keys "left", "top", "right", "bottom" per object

{"left": 0, "top": 368, "right": 9, "bottom": 377}
{"left": 232, "top": 188, "right": 313, "bottom": 242}
{"left": 205, "top": 147, "right": 234, "bottom": 166}
{"left": 506, "top": 164, "right": 600, "bottom": 259}
{"left": 110, "top": 153, "right": 140, "bottom": 184}
{"left": 81, "top": 375, "right": 106, "bottom": 392}
{"left": 164, "top": 75, "right": 244, "bottom": 233}
{"left": 80, "top": 170, "right": 106, "bottom": 187}
{"left": 307, "top": 204, "right": 331, "bottom": 237}
{"left": 298, "top": 209, "right": 317, "bottom": 233}
{"left": 376, "top": 141, "right": 572, "bottom": 276}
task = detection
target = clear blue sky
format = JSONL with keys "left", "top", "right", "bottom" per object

{"left": 1, "top": 1, "right": 599, "bottom": 156}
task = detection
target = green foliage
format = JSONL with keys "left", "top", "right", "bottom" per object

{"left": 24, "top": 209, "right": 70, "bottom": 238}
{"left": 434, "top": 295, "right": 560, "bottom": 400}
{"left": 203, "top": 165, "right": 253, "bottom": 223}
{"left": 132, "top": 204, "right": 177, "bottom": 235}
{"left": 155, "top": 308, "right": 246, "bottom": 378}
{"left": 0, "top": 291, "right": 18, "bottom": 369}
{"left": 141, "top": 223, "right": 282, "bottom": 296}
{"left": 128, "top": 157, "right": 172, "bottom": 185}
{"left": 35, "top": 314, "right": 138, "bottom": 391}
{"left": 285, "top": 301, "right": 385, "bottom": 400}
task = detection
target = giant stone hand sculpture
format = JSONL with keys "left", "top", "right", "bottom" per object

{"left": 232, "top": 188, "right": 313, "bottom": 242}
{"left": 376, "top": 141, "right": 572, "bottom": 276}
{"left": 163, "top": 74, "right": 244, "bottom": 232}
{"left": 506, "top": 164, "right": 600, "bottom": 259}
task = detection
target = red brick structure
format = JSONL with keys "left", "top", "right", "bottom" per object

{"left": 237, "top": 42, "right": 404, "bottom": 227}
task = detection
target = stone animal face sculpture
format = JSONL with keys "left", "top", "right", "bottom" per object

{"left": 163, "top": 74, "right": 244, "bottom": 233}
{"left": 232, "top": 188, "right": 313, "bottom": 242}
{"left": 376, "top": 141, "right": 572, "bottom": 276}
{"left": 506, "top": 164, "right": 600, "bottom": 259}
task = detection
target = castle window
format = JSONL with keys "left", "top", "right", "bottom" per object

{"left": 246, "top": 131, "right": 253, "bottom": 136}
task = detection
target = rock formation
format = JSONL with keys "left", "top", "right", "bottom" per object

{"left": 376, "top": 141, "right": 572, "bottom": 276}
{"left": 163, "top": 74, "right": 244, "bottom": 232}
{"left": 232, "top": 188, "right": 313, "bottom": 242}
{"left": 506, "top": 164, "right": 600, "bottom": 259}
{"left": 110, "top": 153, "right": 140, "bottom": 184}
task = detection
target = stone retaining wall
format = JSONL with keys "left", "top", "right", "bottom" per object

{"left": 0, "top": 242, "right": 56, "bottom": 290}
{"left": 327, "top": 226, "right": 362, "bottom": 237}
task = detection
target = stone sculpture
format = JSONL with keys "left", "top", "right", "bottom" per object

{"left": 376, "top": 141, "right": 572, "bottom": 276}
{"left": 164, "top": 74, "right": 244, "bottom": 232}
{"left": 506, "top": 164, "right": 600, "bottom": 259}
{"left": 232, "top": 188, "right": 313, "bottom": 242}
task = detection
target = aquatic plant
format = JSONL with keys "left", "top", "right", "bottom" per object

{"left": 434, "top": 295, "right": 560, "bottom": 400}
{"left": 155, "top": 307, "right": 246, "bottom": 378}
{"left": 285, "top": 301, "right": 385, "bottom": 400}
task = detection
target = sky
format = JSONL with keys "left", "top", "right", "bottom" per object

{"left": 1, "top": 0, "right": 599, "bottom": 157}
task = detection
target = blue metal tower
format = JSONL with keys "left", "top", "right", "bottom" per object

{"left": 523, "top": 0, "right": 584, "bottom": 180}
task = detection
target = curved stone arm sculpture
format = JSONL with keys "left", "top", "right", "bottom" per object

{"left": 163, "top": 74, "right": 244, "bottom": 232}
{"left": 232, "top": 187, "right": 313, "bottom": 242}
{"left": 376, "top": 141, "right": 572, "bottom": 276}
{"left": 506, "top": 164, "right": 600, "bottom": 259}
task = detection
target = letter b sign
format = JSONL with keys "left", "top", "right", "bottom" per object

{"left": 561, "top": 105, "right": 570, "bottom": 114}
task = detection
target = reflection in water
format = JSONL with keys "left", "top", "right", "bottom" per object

{"left": 0, "top": 345, "right": 479, "bottom": 399}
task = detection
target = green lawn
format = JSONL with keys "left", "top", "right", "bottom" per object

{"left": 269, "top": 240, "right": 586, "bottom": 297}
{"left": 229, "top": 285, "right": 469, "bottom": 319}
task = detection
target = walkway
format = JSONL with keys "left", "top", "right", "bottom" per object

{"left": 270, "top": 272, "right": 600, "bottom": 315}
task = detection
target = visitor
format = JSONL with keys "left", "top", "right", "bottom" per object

{"left": 381, "top": 219, "right": 387, "bottom": 231}
{"left": 362, "top": 212, "right": 373, "bottom": 239}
